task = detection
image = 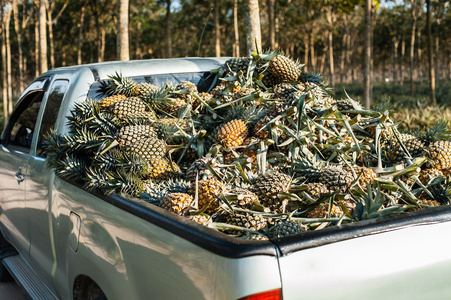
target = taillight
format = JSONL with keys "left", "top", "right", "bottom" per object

{"left": 237, "top": 288, "right": 282, "bottom": 300}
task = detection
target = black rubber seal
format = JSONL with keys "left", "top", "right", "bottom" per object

{"left": 102, "top": 193, "right": 278, "bottom": 258}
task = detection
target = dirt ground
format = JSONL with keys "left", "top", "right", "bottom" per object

{"left": 0, "top": 280, "right": 28, "bottom": 299}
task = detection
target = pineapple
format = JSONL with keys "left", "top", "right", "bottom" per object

{"left": 225, "top": 212, "right": 268, "bottom": 233}
{"left": 344, "top": 166, "right": 377, "bottom": 187}
{"left": 272, "top": 83, "right": 297, "bottom": 99}
{"left": 135, "top": 82, "right": 159, "bottom": 98}
{"left": 160, "top": 193, "right": 193, "bottom": 215}
{"left": 116, "top": 125, "right": 157, "bottom": 148}
{"left": 268, "top": 54, "right": 301, "bottom": 83}
{"left": 418, "top": 168, "right": 444, "bottom": 185}
{"left": 111, "top": 97, "right": 147, "bottom": 120}
{"left": 306, "top": 202, "right": 343, "bottom": 218}
{"left": 98, "top": 94, "right": 127, "bottom": 108}
{"left": 147, "top": 157, "right": 182, "bottom": 180}
{"left": 188, "top": 214, "right": 212, "bottom": 226}
{"left": 127, "top": 136, "right": 167, "bottom": 163}
{"left": 174, "top": 81, "right": 198, "bottom": 103}
{"left": 186, "top": 157, "right": 219, "bottom": 183}
{"left": 389, "top": 133, "right": 426, "bottom": 162}
{"left": 305, "top": 182, "right": 330, "bottom": 200}
{"left": 216, "top": 119, "right": 248, "bottom": 148}
{"left": 319, "top": 167, "right": 354, "bottom": 193}
{"left": 271, "top": 220, "right": 305, "bottom": 238}
{"left": 223, "top": 57, "right": 251, "bottom": 74}
{"left": 428, "top": 140, "right": 451, "bottom": 170}
{"left": 224, "top": 188, "right": 259, "bottom": 209}
{"left": 251, "top": 171, "right": 291, "bottom": 210}
{"left": 190, "top": 179, "right": 224, "bottom": 213}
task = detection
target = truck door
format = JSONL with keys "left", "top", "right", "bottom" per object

{"left": 0, "top": 77, "right": 50, "bottom": 264}
{"left": 27, "top": 79, "right": 68, "bottom": 293}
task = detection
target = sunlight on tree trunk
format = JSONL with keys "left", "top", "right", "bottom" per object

{"left": 267, "top": 0, "right": 276, "bottom": 49}
{"left": 245, "top": 0, "right": 261, "bottom": 54}
{"left": 233, "top": 0, "right": 239, "bottom": 57}
{"left": 39, "top": 0, "right": 47, "bottom": 73}
{"left": 166, "top": 0, "right": 172, "bottom": 58}
{"left": 363, "top": 0, "right": 372, "bottom": 108}
{"left": 117, "top": 0, "right": 129, "bottom": 61}
{"left": 426, "top": 0, "right": 436, "bottom": 105}
{"left": 214, "top": 0, "right": 220, "bottom": 57}
{"left": 77, "top": 6, "right": 85, "bottom": 65}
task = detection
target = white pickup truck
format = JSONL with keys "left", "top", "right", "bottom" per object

{"left": 1, "top": 57, "right": 451, "bottom": 300}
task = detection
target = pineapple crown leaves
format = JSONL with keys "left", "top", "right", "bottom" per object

{"left": 299, "top": 71, "right": 324, "bottom": 85}
{"left": 428, "top": 178, "right": 451, "bottom": 205}
{"left": 105, "top": 72, "right": 138, "bottom": 97}
{"left": 53, "top": 154, "right": 91, "bottom": 183}
{"left": 420, "top": 120, "right": 451, "bottom": 144}
{"left": 352, "top": 184, "right": 403, "bottom": 221}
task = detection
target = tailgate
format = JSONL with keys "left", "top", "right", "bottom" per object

{"left": 273, "top": 207, "right": 451, "bottom": 300}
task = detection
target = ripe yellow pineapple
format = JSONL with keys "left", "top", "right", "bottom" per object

{"left": 98, "top": 94, "right": 127, "bottom": 108}
{"left": 216, "top": 119, "right": 248, "bottom": 147}
{"left": 428, "top": 140, "right": 451, "bottom": 170}
{"left": 189, "top": 179, "right": 224, "bottom": 213}
{"left": 160, "top": 193, "right": 193, "bottom": 215}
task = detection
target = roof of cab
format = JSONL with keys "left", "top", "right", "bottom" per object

{"left": 40, "top": 57, "right": 229, "bottom": 81}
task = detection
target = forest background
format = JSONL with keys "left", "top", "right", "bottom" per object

{"left": 0, "top": 0, "right": 450, "bottom": 132}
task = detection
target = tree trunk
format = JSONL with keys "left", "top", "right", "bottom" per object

{"left": 400, "top": 32, "right": 405, "bottom": 85}
{"left": 233, "top": 0, "right": 239, "bottom": 57}
{"left": 4, "top": 5, "right": 12, "bottom": 113}
{"left": 100, "top": 27, "right": 105, "bottom": 62}
{"left": 392, "top": 36, "right": 399, "bottom": 82}
{"left": 267, "top": 0, "right": 276, "bottom": 49}
{"left": 34, "top": 17, "right": 39, "bottom": 77}
{"left": 409, "top": 0, "right": 421, "bottom": 97}
{"left": 117, "top": 0, "right": 129, "bottom": 61}
{"left": 214, "top": 0, "right": 220, "bottom": 56}
{"left": 46, "top": 6, "right": 54, "bottom": 69}
{"left": 326, "top": 6, "right": 335, "bottom": 87}
{"left": 363, "top": 0, "right": 372, "bottom": 108}
{"left": 417, "top": 30, "right": 422, "bottom": 81}
{"left": 166, "top": 0, "right": 172, "bottom": 58}
{"left": 13, "top": 0, "right": 25, "bottom": 92}
{"left": 77, "top": 6, "right": 85, "bottom": 65}
{"left": 303, "top": 38, "right": 309, "bottom": 72}
{"left": 39, "top": 0, "right": 48, "bottom": 73}
{"left": 309, "top": 31, "right": 316, "bottom": 70}
{"left": 426, "top": 0, "right": 436, "bottom": 104}
{"left": 434, "top": 20, "right": 440, "bottom": 82}
{"left": 244, "top": 0, "right": 261, "bottom": 54}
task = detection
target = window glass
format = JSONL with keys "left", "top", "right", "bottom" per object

{"left": 36, "top": 80, "right": 69, "bottom": 156}
{"left": 7, "top": 92, "right": 44, "bottom": 149}
{"left": 87, "top": 71, "right": 214, "bottom": 100}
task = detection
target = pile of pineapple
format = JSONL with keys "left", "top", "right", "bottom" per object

{"left": 43, "top": 51, "right": 451, "bottom": 240}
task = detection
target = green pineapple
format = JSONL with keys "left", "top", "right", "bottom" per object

{"left": 267, "top": 54, "right": 302, "bottom": 83}
{"left": 225, "top": 212, "right": 268, "bottom": 234}
{"left": 271, "top": 220, "right": 305, "bottom": 238}
{"left": 251, "top": 171, "right": 291, "bottom": 210}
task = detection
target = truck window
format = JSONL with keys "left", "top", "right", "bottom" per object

{"left": 4, "top": 91, "right": 44, "bottom": 150}
{"left": 36, "top": 79, "right": 69, "bottom": 156}
{"left": 87, "top": 72, "right": 214, "bottom": 100}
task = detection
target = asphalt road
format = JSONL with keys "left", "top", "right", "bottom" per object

{"left": 0, "top": 280, "right": 28, "bottom": 299}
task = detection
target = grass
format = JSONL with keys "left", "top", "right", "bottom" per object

{"left": 334, "top": 80, "right": 451, "bottom": 132}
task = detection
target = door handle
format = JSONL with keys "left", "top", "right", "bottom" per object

{"left": 15, "top": 170, "right": 25, "bottom": 184}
